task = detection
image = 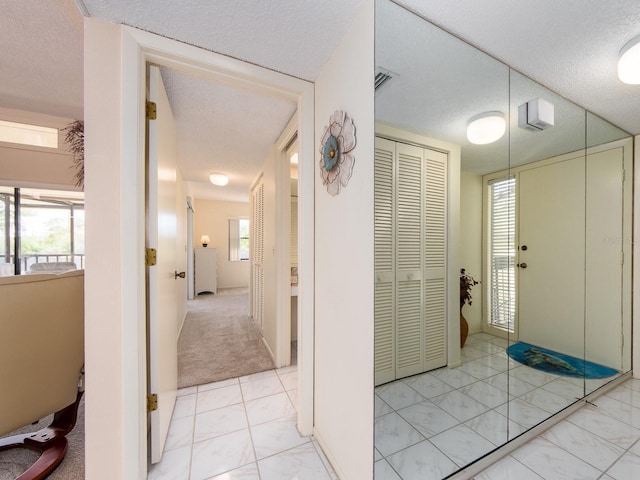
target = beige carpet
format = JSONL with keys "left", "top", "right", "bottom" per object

{"left": 0, "top": 397, "right": 85, "bottom": 480}
{"left": 178, "top": 289, "right": 275, "bottom": 388}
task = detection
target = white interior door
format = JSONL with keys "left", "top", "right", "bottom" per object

{"left": 517, "top": 156, "right": 585, "bottom": 359}
{"left": 147, "top": 65, "right": 179, "bottom": 464}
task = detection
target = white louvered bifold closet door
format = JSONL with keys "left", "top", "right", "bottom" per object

{"left": 423, "top": 149, "right": 448, "bottom": 371}
{"left": 251, "top": 180, "right": 265, "bottom": 332}
{"left": 374, "top": 137, "right": 448, "bottom": 386}
{"left": 374, "top": 138, "right": 396, "bottom": 385}
{"left": 396, "top": 142, "right": 425, "bottom": 379}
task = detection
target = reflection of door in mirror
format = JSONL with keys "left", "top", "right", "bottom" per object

{"left": 374, "top": 134, "right": 452, "bottom": 386}
{"left": 288, "top": 137, "right": 299, "bottom": 364}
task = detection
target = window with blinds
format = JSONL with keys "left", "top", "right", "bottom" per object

{"left": 488, "top": 177, "right": 515, "bottom": 332}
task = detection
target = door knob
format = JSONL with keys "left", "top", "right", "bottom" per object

{"left": 174, "top": 271, "right": 186, "bottom": 279}
{"left": 517, "top": 263, "right": 528, "bottom": 269}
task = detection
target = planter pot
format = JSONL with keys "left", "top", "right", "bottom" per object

{"left": 460, "top": 311, "right": 469, "bottom": 348}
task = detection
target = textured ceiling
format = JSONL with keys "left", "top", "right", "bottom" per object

{"left": 393, "top": 0, "right": 640, "bottom": 135}
{"left": 80, "top": 0, "right": 367, "bottom": 82}
{"left": 376, "top": 0, "right": 630, "bottom": 174}
{"left": 0, "top": 0, "right": 84, "bottom": 120}
{"left": 160, "top": 67, "right": 297, "bottom": 202}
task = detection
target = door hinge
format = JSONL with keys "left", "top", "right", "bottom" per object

{"left": 146, "top": 101, "right": 157, "bottom": 120}
{"left": 145, "top": 247, "right": 157, "bottom": 267}
{"left": 147, "top": 393, "right": 158, "bottom": 412}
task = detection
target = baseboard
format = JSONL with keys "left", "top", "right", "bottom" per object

{"left": 261, "top": 336, "right": 276, "bottom": 364}
{"left": 176, "top": 309, "right": 188, "bottom": 340}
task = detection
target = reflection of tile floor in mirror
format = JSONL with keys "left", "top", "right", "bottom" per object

{"left": 374, "top": 333, "right": 623, "bottom": 479}
{"left": 148, "top": 366, "right": 338, "bottom": 480}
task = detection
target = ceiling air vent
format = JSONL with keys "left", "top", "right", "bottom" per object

{"left": 375, "top": 68, "right": 395, "bottom": 91}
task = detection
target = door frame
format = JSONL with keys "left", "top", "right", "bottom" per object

{"left": 119, "top": 25, "right": 315, "bottom": 475}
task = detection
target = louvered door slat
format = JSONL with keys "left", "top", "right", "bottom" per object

{"left": 396, "top": 280, "right": 423, "bottom": 378}
{"left": 374, "top": 138, "right": 396, "bottom": 385}
{"left": 425, "top": 151, "right": 447, "bottom": 271}
{"left": 375, "top": 282, "right": 395, "bottom": 384}
{"left": 397, "top": 144, "right": 423, "bottom": 272}
{"left": 424, "top": 279, "right": 446, "bottom": 369}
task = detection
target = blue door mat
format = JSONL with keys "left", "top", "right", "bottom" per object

{"left": 507, "top": 342, "right": 618, "bottom": 379}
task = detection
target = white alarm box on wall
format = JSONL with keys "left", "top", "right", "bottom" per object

{"left": 195, "top": 247, "right": 217, "bottom": 295}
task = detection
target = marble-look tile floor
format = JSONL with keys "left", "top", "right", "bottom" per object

{"left": 476, "top": 376, "right": 640, "bottom": 479}
{"left": 149, "top": 366, "right": 337, "bottom": 480}
{"left": 375, "top": 333, "right": 623, "bottom": 480}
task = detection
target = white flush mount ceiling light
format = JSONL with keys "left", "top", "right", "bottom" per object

{"left": 466, "top": 112, "right": 506, "bottom": 145}
{"left": 618, "top": 34, "right": 640, "bottom": 84}
{"left": 209, "top": 173, "right": 229, "bottom": 186}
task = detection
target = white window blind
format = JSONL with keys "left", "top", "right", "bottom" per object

{"left": 488, "top": 177, "right": 515, "bottom": 331}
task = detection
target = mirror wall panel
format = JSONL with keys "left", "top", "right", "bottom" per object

{"left": 374, "top": 0, "right": 510, "bottom": 476}
{"left": 505, "top": 70, "right": 587, "bottom": 429}
{"left": 583, "top": 112, "right": 633, "bottom": 396}
{"left": 374, "top": 0, "right": 632, "bottom": 478}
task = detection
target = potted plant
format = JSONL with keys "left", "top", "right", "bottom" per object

{"left": 63, "top": 120, "right": 84, "bottom": 189}
{"left": 460, "top": 268, "right": 479, "bottom": 348}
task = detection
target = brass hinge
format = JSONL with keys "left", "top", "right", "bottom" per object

{"left": 147, "top": 393, "right": 158, "bottom": 412}
{"left": 145, "top": 248, "right": 157, "bottom": 267}
{"left": 146, "top": 101, "right": 157, "bottom": 120}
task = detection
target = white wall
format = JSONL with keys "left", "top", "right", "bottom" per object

{"left": 460, "top": 171, "right": 483, "bottom": 333}
{"left": 194, "top": 199, "right": 250, "bottom": 289}
{"left": 313, "top": 2, "right": 374, "bottom": 479}
{"left": 84, "top": 18, "right": 132, "bottom": 479}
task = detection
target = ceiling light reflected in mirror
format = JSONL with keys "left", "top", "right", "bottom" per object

{"left": 466, "top": 111, "right": 506, "bottom": 144}
{"left": 618, "top": 34, "right": 640, "bottom": 84}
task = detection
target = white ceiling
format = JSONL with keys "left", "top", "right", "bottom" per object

{"left": 0, "top": 0, "right": 83, "bottom": 120}
{"left": 2, "top": 1, "right": 639, "bottom": 196}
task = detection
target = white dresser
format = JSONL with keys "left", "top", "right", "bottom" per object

{"left": 195, "top": 247, "right": 217, "bottom": 295}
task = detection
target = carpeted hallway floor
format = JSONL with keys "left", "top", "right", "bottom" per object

{"left": 177, "top": 288, "right": 275, "bottom": 388}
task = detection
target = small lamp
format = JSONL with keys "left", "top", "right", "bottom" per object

{"left": 200, "top": 235, "right": 210, "bottom": 247}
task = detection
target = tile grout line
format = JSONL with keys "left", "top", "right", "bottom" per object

{"left": 239, "top": 374, "right": 263, "bottom": 480}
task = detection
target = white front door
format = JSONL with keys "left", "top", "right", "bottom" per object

{"left": 147, "top": 64, "right": 179, "bottom": 464}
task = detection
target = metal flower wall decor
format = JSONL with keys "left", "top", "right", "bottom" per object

{"left": 319, "top": 110, "right": 356, "bottom": 196}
